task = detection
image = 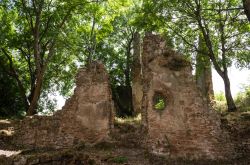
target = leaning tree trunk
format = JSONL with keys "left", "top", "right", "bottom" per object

{"left": 26, "top": 4, "right": 41, "bottom": 116}
{"left": 243, "top": 0, "right": 250, "bottom": 22}
{"left": 27, "top": 72, "right": 44, "bottom": 115}
{"left": 222, "top": 72, "right": 237, "bottom": 112}
{"left": 194, "top": 1, "right": 237, "bottom": 112}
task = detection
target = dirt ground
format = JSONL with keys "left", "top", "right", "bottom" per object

{"left": 0, "top": 112, "right": 249, "bottom": 165}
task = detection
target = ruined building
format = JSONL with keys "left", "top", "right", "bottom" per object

{"left": 139, "top": 34, "right": 234, "bottom": 159}
{"left": 13, "top": 62, "right": 114, "bottom": 148}
{"left": 11, "top": 34, "right": 235, "bottom": 161}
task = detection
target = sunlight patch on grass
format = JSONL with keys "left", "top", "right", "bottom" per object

{"left": 115, "top": 113, "right": 141, "bottom": 124}
{"left": 0, "top": 150, "right": 21, "bottom": 157}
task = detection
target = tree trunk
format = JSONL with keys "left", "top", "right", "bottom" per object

{"left": 222, "top": 73, "right": 237, "bottom": 112}
{"left": 195, "top": 4, "right": 237, "bottom": 112}
{"left": 124, "top": 41, "right": 132, "bottom": 114}
{"left": 243, "top": 0, "right": 250, "bottom": 22}
{"left": 27, "top": 2, "right": 42, "bottom": 116}
{"left": 125, "top": 35, "right": 134, "bottom": 87}
{"left": 125, "top": 49, "right": 131, "bottom": 87}
{"left": 131, "top": 32, "right": 143, "bottom": 115}
{"left": 27, "top": 72, "right": 44, "bottom": 115}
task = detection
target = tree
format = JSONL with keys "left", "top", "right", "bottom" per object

{"left": 96, "top": 0, "right": 141, "bottom": 116}
{"left": 79, "top": 0, "right": 142, "bottom": 116}
{"left": 140, "top": 0, "right": 250, "bottom": 111}
{"left": 0, "top": 0, "right": 85, "bottom": 115}
{"left": 0, "top": 60, "right": 26, "bottom": 118}
{"left": 189, "top": 0, "right": 249, "bottom": 111}
{"left": 243, "top": 0, "right": 250, "bottom": 21}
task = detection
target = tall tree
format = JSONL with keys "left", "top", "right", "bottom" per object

{"left": 140, "top": 0, "right": 250, "bottom": 111}
{"left": 191, "top": 0, "right": 249, "bottom": 111}
{"left": 0, "top": 0, "right": 85, "bottom": 115}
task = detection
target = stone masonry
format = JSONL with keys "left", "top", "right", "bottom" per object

{"left": 13, "top": 62, "right": 114, "bottom": 149}
{"left": 139, "top": 34, "right": 235, "bottom": 160}
{"left": 9, "top": 34, "right": 237, "bottom": 162}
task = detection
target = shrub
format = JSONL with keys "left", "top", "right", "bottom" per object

{"left": 154, "top": 99, "right": 165, "bottom": 110}
{"left": 235, "top": 84, "right": 250, "bottom": 112}
{"left": 214, "top": 92, "right": 226, "bottom": 102}
{"left": 213, "top": 92, "right": 227, "bottom": 113}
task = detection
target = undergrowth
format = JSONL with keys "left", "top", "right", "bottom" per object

{"left": 214, "top": 85, "right": 250, "bottom": 113}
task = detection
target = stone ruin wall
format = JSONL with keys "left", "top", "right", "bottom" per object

{"left": 13, "top": 62, "right": 114, "bottom": 149}
{"left": 139, "top": 34, "right": 235, "bottom": 160}
{"left": 10, "top": 34, "right": 237, "bottom": 161}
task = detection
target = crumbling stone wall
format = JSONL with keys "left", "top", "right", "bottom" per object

{"left": 140, "top": 34, "right": 235, "bottom": 160}
{"left": 13, "top": 62, "right": 114, "bottom": 149}
{"left": 10, "top": 35, "right": 236, "bottom": 161}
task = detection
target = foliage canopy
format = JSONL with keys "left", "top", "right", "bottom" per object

{"left": 0, "top": 0, "right": 249, "bottom": 116}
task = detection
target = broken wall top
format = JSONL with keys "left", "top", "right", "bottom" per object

{"left": 143, "top": 33, "right": 191, "bottom": 72}
{"left": 76, "top": 61, "right": 109, "bottom": 86}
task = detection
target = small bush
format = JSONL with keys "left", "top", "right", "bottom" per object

{"left": 154, "top": 99, "right": 165, "bottom": 110}
{"left": 153, "top": 93, "right": 166, "bottom": 111}
{"left": 213, "top": 100, "right": 227, "bottom": 113}
{"left": 214, "top": 92, "right": 226, "bottom": 102}
{"left": 213, "top": 92, "right": 227, "bottom": 113}
{"left": 235, "top": 85, "right": 250, "bottom": 112}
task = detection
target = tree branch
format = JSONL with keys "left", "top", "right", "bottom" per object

{"left": 0, "top": 48, "right": 29, "bottom": 110}
{"left": 21, "top": 0, "right": 34, "bottom": 31}
{"left": 194, "top": 0, "right": 224, "bottom": 77}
